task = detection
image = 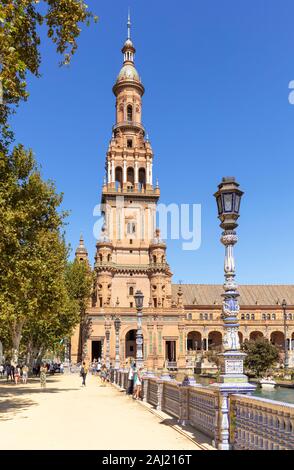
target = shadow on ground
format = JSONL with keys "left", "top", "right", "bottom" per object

{"left": 158, "top": 417, "right": 213, "bottom": 447}
{"left": 0, "top": 377, "right": 79, "bottom": 421}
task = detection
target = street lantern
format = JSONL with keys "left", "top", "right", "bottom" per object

{"left": 282, "top": 299, "right": 289, "bottom": 370}
{"left": 134, "top": 290, "right": 144, "bottom": 369}
{"left": 134, "top": 290, "right": 144, "bottom": 310}
{"left": 214, "top": 177, "right": 244, "bottom": 230}
{"left": 211, "top": 177, "right": 255, "bottom": 451}
{"left": 114, "top": 316, "right": 121, "bottom": 370}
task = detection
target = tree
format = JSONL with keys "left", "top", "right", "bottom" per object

{"left": 65, "top": 259, "right": 93, "bottom": 361}
{"left": 0, "top": 144, "right": 76, "bottom": 364}
{"left": 0, "top": 0, "right": 97, "bottom": 148}
{"left": 242, "top": 338, "right": 279, "bottom": 377}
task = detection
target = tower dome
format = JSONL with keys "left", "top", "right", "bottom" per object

{"left": 113, "top": 11, "right": 144, "bottom": 95}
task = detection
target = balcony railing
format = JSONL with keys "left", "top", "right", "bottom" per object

{"left": 112, "top": 121, "right": 145, "bottom": 133}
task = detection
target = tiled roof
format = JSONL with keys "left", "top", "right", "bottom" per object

{"left": 172, "top": 284, "right": 294, "bottom": 307}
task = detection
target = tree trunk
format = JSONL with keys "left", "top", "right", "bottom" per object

{"left": 11, "top": 320, "right": 25, "bottom": 366}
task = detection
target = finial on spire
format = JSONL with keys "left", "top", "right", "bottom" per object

{"left": 79, "top": 233, "right": 84, "bottom": 246}
{"left": 127, "top": 8, "right": 131, "bottom": 39}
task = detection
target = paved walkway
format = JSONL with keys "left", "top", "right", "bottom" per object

{"left": 0, "top": 373, "right": 206, "bottom": 450}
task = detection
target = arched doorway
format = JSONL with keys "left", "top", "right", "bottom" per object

{"left": 208, "top": 331, "right": 222, "bottom": 351}
{"left": 187, "top": 331, "right": 202, "bottom": 351}
{"left": 270, "top": 331, "right": 284, "bottom": 349}
{"left": 249, "top": 331, "right": 264, "bottom": 341}
{"left": 125, "top": 329, "right": 144, "bottom": 360}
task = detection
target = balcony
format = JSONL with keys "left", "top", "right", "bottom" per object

{"left": 112, "top": 121, "right": 145, "bottom": 133}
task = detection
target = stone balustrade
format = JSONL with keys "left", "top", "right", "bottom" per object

{"left": 109, "top": 370, "right": 294, "bottom": 450}
{"left": 230, "top": 394, "right": 294, "bottom": 450}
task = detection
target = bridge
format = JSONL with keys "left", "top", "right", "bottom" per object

{"left": 0, "top": 372, "right": 210, "bottom": 450}
{"left": 0, "top": 370, "right": 293, "bottom": 450}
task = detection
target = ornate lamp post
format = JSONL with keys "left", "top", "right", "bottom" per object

{"left": 282, "top": 299, "right": 289, "bottom": 370}
{"left": 114, "top": 316, "right": 121, "bottom": 370}
{"left": 212, "top": 177, "right": 255, "bottom": 450}
{"left": 104, "top": 317, "right": 111, "bottom": 370}
{"left": 134, "top": 290, "right": 144, "bottom": 369}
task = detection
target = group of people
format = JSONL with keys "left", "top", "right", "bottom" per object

{"left": 0, "top": 364, "right": 29, "bottom": 384}
{"left": 80, "top": 359, "right": 110, "bottom": 387}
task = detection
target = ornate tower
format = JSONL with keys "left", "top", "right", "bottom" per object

{"left": 94, "top": 15, "right": 172, "bottom": 309}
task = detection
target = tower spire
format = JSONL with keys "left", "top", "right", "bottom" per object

{"left": 127, "top": 8, "right": 131, "bottom": 39}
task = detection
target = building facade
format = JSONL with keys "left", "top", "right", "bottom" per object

{"left": 70, "top": 20, "right": 294, "bottom": 370}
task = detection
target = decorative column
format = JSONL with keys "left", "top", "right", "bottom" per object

{"left": 211, "top": 177, "right": 255, "bottom": 450}
{"left": 114, "top": 316, "right": 121, "bottom": 370}
{"left": 134, "top": 160, "right": 138, "bottom": 185}
{"left": 107, "top": 161, "right": 111, "bottom": 185}
{"left": 123, "top": 159, "right": 127, "bottom": 184}
{"left": 282, "top": 299, "right": 289, "bottom": 370}
{"left": 111, "top": 159, "right": 115, "bottom": 186}
{"left": 134, "top": 290, "right": 144, "bottom": 369}
{"left": 104, "top": 317, "right": 111, "bottom": 369}
{"left": 150, "top": 161, "right": 153, "bottom": 187}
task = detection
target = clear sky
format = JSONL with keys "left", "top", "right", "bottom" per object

{"left": 11, "top": 0, "right": 294, "bottom": 285}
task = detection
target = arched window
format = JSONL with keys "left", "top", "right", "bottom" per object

{"left": 267, "top": 313, "right": 271, "bottom": 320}
{"left": 129, "top": 286, "right": 134, "bottom": 296}
{"left": 241, "top": 313, "right": 245, "bottom": 320}
{"left": 246, "top": 314, "right": 250, "bottom": 320}
{"left": 251, "top": 313, "right": 255, "bottom": 320}
{"left": 115, "top": 166, "right": 123, "bottom": 190}
{"left": 127, "top": 105, "right": 133, "bottom": 122}
{"left": 262, "top": 313, "right": 266, "bottom": 321}
{"left": 138, "top": 168, "right": 146, "bottom": 190}
{"left": 127, "top": 167, "right": 134, "bottom": 186}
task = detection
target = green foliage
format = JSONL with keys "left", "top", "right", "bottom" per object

{"left": 0, "top": 144, "right": 81, "bottom": 362}
{"left": 0, "top": 0, "right": 97, "bottom": 147}
{"left": 243, "top": 338, "right": 280, "bottom": 377}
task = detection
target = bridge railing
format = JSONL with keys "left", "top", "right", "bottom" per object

{"left": 230, "top": 394, "right": 294, "bottom": 450}
{"left": 109, "top": 370, "right": 294, "bottom": 450}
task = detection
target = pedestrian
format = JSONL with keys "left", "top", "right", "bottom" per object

{"left": 80, "top": 361, "right": 88, "bottom": 386}
{"left": 10, "top": 364, "right": 15, "bottom": 382}
{"left": 22, "top": 364, "right": 29, "bottom": 384}
{"left": 127, "top": 360, "right": 135, "bottom": 395}
{"left": 60, "top": 363, "right": 64, "bottom": 374}
{"left": 6, "top": 364, "right": 11, "bottom": 382}
{"left": 40, "top": 363, "right": 47, "bottom": 389}
{"left": 100, "top": 365, "right": 107, "bottom": 386}
{"left": 14, "top": 365, "right": 21, "bottom": 385}
{"left": 133, "top": 367, "right": 143, "bottom": 400}
{"left": 0, "top": 364, "right": 4, "bottom": 378}
{"left": 96, "top": 358, "right": 101, "bottom": 377}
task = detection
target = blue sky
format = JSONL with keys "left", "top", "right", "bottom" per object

{"left": 11, "top": 0, "right": 294, "bottom": 285}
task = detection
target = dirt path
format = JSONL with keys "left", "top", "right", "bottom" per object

{"left": 0, "top": 373, "right": 204, "bottom": 450}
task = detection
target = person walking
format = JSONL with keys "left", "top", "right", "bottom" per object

{"left": 22, "top": 364, "right": 29, "bottom": 384}
{"left": 127, "top": 361, "right": 135, "bottom": 395}
{"left": 14, "top": 365, "right": 21, "bottom": 385}
{"left": 60, "top": 363, "right": 64, "bottom": 374}
{"left": 80, "top": 361, "right": 88, "bottom": 386}
{"left": 40, "top": 364, "right": 47, "bottom": 389}
{"left": 5, "top": 364, "right": 11, "bottom": 382}
{"left": 0, "top": 364, "right": 4, "bottom": 378}
{"left": 133, "top": 367, "right": 143, "bottom": 400}
{"left": 10, "top": 364, "right": 15, "bottom": 382}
